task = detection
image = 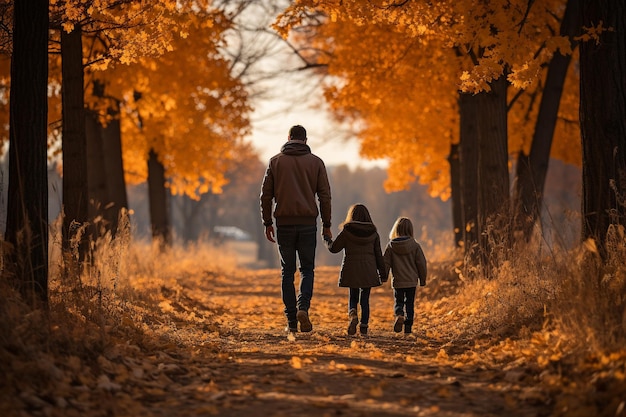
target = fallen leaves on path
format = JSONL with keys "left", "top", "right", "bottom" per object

{"left": 2, "top": 252, "right": 625, "bottom": 417}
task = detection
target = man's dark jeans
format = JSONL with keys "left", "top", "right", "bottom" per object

{"left": 276, "top": 224, "right": 317, "bottom": 324}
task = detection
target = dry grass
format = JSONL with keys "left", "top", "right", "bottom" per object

{"left": 1, "top": 216, "right": 625, "bottom": 415}
{"left": 418, "top": 228, "right": 626, "bottom": 352}
{"left": 0, "top": 217, "right": 239, "bottom": 405}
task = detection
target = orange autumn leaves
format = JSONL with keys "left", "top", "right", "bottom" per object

{"left": 1, "top": 1, "right": 252, "bottom": 199}
{"left": 275, "top": 0, "right": 582, "bottom": 198}
{"left": 106, "top": 14, "right": 252, "bottom": 197}
{"left": 71, "top": 2, "right": 252, "bottom": 198}
{"left": 1, "top": 0, "right": 583, "bottom": 199}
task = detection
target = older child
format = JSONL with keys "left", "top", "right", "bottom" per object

{"left": 325, "top": 204, "right": 386, "bottom": 335}
{"left": 383, "top": 217, "right": 427, "bottom": 334}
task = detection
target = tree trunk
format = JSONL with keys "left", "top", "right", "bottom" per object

{"left": 87, "top": 80, "right": 129, "bottom": 237}
{"left": 86, "top": 109, "right": 108, "bottom": 229}
{"left": 176, "top": 195, "right": 204, "bottom": 243}
{"left": 61, "top": 24, "right": 89, "bottom": 258}
{"left": 459, "top": 92, "right": 480, "bottom": 257}
{"left": 448, "top": 142, "right": 463, "bottom": 247}
{"left": 579, "top": 0, "right": 626, "bottom": 257}
{"left": 147, "top": 148, "right": 171, "bottom": 247}
{"left": 514, "top": 0, "right": 582, "bottom": 240}
{"left": 476, "top": 75, "right": 510, "bottom": 273}
{"left": 5, "top": 0, "right": 49, "bottom": 304}
{"left": 206, "top": 192, "right": 219, "bottom": 238}
{"left": 101, "top": 106, "right": 129, "bottom": 235}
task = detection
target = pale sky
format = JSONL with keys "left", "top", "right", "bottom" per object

{"left": 249, "top": 93, "right": 387, "bottom": 170}
{"left": 227, "top": 0, "right": 386, "bottom": 169}
{"left": 232, "top": 2, "right": 388, "bottom": 170}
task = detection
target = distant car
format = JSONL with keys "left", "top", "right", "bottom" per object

{"left": 213, "top": 226, "right": 252, "bottom": 241}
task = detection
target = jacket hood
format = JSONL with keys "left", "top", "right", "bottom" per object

{"left": 388, "top": 236, "right": 419, "bottom": 254}
{"left": 343, "top": 221, "right": 378, "bottom": 241}
{"left": 280, "top": 140, "right": 311, "bottom": 156}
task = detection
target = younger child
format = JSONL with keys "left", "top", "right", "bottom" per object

{"left": 383, "top": 217, "right": 427, "bottom": 334}
{"left": 325, "top": 204, "right": 386, "bottom": 335}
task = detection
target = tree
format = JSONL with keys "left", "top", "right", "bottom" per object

{"left": 579, "top": 0, "right": 626, "bottom": 257}
{"left": 50, "top": 0, "right": 201, "bottom": 250}
{"left": 448, "top": 143, "right": 463, "bottom": 247}
{"left": 475, "top": 75, "right": 510, "bottom": 271}
{"left": 513, "top": 0, "right": 582, "bottom": 240}
{"left": 86, "top": 81, "right": 128, "bottom": 238}
{"left": 459, "top": 93, "right": 480, "bottom": 255}
{"left": 274, "top": 0, "right": 581, "bottom": 263}
{"left": 147, "top": 148, "right": 171, "bottom": 247}
{"left": 40, "top": 1, "right": 255, "bottom": 252}
{"left": 103, "top": 10, "right": 251, "bottom": 228}
{"left": 5, "top": 0, "right": 49, "bottom": 304}
{"left": 60, "top": 23, "right": 89, "bottom": 257}
{"left": 0, "top": 4, "right": 10, "bottom": 142}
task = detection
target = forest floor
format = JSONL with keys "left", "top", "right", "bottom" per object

{"left": 142, "top": 265, "right": 555, "bottom": 417}
{"left": 3, "top": 255, "right": 626, "bottom": 417}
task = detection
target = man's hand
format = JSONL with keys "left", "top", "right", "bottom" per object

{"left": 322, "top": 227, "right": 332, "bottom": 241}
{"left": 265, "top": 225, "right": 276, "bottom": 243}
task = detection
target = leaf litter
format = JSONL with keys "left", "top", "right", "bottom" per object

{"left": 1, "top": 255, "right": 625, "bottom": 417}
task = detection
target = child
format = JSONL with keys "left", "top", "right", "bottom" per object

{"left": 383, "top": 217, "right": 427, "bottom": 334}
{"left": 325, "top": 204, "right": 386, "bottom": 335}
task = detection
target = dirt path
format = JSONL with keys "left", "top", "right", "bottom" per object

{"left": 131, "top": 265, "right": 553, "bottom": 417}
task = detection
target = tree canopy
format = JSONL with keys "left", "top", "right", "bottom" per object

{"left": 273, "top": 0, "right": 581, "bottom": 197}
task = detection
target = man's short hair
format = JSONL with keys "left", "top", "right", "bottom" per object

{"left": 289, "top": 125, "right": 307, "bottom": 141}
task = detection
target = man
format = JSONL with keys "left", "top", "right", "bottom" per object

{"left": 260, "top": 125, "right": 332, "bottom": 333}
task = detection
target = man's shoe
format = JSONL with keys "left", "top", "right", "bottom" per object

{"left": 404, "top": 324, "right": 412, "bottom": 334}
{"left": 347, "top": 309, "right": 358, "bottom": 335}
{"left": 286, "top": 320, "right": 298, "bottom": 333}
{"left": 297, "top": 310, "right": 313, "bottom": 332}
{"left": 359, "top": 325, "right": 368, "bottom": 335}
{"left": 393, "top": 315, "right": 405, "bottom": 333}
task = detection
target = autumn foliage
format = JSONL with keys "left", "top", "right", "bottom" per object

{"left": 274, "top": 0, "right": 581, "bottom": 195}
{"left": 1, "top": 1, "right": 625, "bottom": 415}
{"left": 1, "top": 231, "right": 625, "bottom": 415}
{"left": 1, "top": 1, "right": 253, "bottom": 199}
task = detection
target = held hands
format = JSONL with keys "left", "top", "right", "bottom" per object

{"left": 322, "top": 227, "right": 333, "bottom": 242}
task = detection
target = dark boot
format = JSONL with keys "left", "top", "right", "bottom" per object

{"left": 359, "top": 325, "right": 368, "bottom": 335}
{"left": 393, "top": 315, "right": 405, "bottom": 333}
{"left": 404, "top": 318, "right": 413, "bottom": 334}
{"left": 347, "top": 308, "right": 358, "bottom": 335}
{"left": 297, "top": 310, "right": 313, "bottom": 332}
{"left": 286, "top": 320, "right": 298, "bottom": 333}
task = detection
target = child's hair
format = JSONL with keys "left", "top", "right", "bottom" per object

{"left": 341, "top": 203, "right": 373, "bottom": 227}
{"left": 389, "top": 217, "right": 414, "bottom": 239}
